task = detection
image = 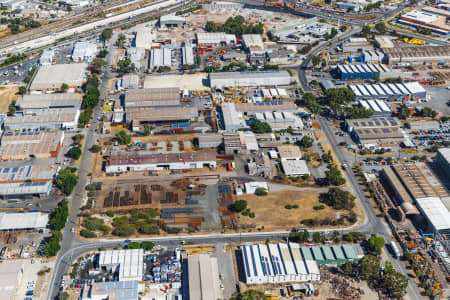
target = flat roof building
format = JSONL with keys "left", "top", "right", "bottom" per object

{"left": 187, "top": 254, "right": 221, "bottom": 300}
{"left": 126, "top": 106, "right": 198, "bottom": 129}
{"left": 383, "top": 46, "right": 450, "bottom": 64}
{"left": 221, "top": 102, "right": 242, "bottom": 132}
{"left": 29, "top": 63, "right": 88, "bottom": 91}
{"left": 120, "top": 74, "right": 140, "bottom": 90}
{"left": 149, "top": 48, "right": 172, "bottom": 70}
{"left": 436, "top": 148, "right": 450, "bottom": 180}
{"left": 281, "top": 160, "right": 310, "bottom": 176}
{"left": 4, "top": 108, "right": 80, "bottom": 130}
{"left": 99, "top": 249, "right": 144, "bottom": 281}
{"left": 345, "top": 117, "right": 403, "bottom": 144}
{"left": 196, "top": 32, "right": 236, "bottom": 45}
{"left": 0, "top": 130, "right": 64, "bottom": 161}
{"left": 209, "top": 71, "right": 291, "bottom": 88}
{"left": 235, "top": 101, "right": 297, "bottom": 113}
{"left": 0, "top": 261, "right": 24, "bottom": 300}
{"left": 81, "top": 280, "right": 139, "bottom": 300}
{"left": 105, "top": 151, "right": 216, "bottom": 173}
{"left": 0, "top": 212, "right": 49, "bottom": 230}
{"left": 134, "top": 28, "right": 153, "bottom": 49}
{"left": 416, "top": 197, "right": 450, "bottom": 232}
{"left": 72, "top": 41, "right": 97, "bottom": 62}
{"left": 40, "top": 49, "right": 54, "bottom": 66}
{"left": 16, "top": 93, "right": 82, "bottom": 112}
{"left": 182, "top": 44, "right": 195, "bottom": 66}
{"left": 277, "top": 144, "right": 302, "bottom": 160}
{"left": 125, "top": 88, "right": 180, "bottom": 108}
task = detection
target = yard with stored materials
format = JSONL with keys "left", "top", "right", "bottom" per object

{"left": 236, "top": 189, "right": 363, "bottom": 231}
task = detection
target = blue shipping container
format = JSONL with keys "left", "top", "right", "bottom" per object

{"left": 171, "top": 122, "right": 190, "bottom": 128}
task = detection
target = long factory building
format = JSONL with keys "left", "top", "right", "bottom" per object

{"left": 337, "top": 63, "right": 401, "bottom": 80}
{"left": 241, "top": 243, "right": 361, "bottom": 284}
{"left": 349, "top": 81, "right": 426, "bottom": 101}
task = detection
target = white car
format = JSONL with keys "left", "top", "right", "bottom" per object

{"left": 71, "top": 228, "right": 75, "bottom": 233}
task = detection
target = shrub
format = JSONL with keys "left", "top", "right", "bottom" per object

{"left": 313, "top": 205, "right": 325, "bottom": 210}
{"left": 255, "top": 187, "right": 267, "bottom": 196}
{"left": 105, "top": 210, "right": 115, "bottom": 217}
{"left": 249, "top": 212, "right": 255, "bottom": 218}
{"left": 232, "top": 200, "right": 247, "bottom": 212}
{"left": 80, "top": 229, "right": 96, "bottom": 238}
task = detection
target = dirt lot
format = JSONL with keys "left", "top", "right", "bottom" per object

{"left": 144, "top": 73, "right": 208, "bottom": 90}
{"left": 0, "top": 85, "right": 19, "bottom": 113}
{"left": 237, "top": 190, "right": 342, "bottom": 230}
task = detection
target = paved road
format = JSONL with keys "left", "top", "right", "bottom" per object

{"left": 47, "top": 33, "right": 117, "bottom": 300}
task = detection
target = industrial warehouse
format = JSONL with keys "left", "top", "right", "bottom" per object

{"left": 16, "top": 93, "right": 83, "bottom": 112}
{"left": 4, "top": 108, "right": 80, "bottom": 130}
{"left": 105, "top": 151, "right": 217, "bottom": 173}
{"left": 241, "top": 243, "right": 362, "bottom": 285}
{"left": 209, "top": 71, "right": 292, "bottom": 88}
{"left": 0, "top": 130, "right": 64, "bottom": 161}
{"left": 336, "top": 63, "right": 401, "bottom": 80}
{"left": 382, "top": 45, "right": 450, "bottom": 65}
{"left": 345, "top": 117, "right": 403, "bottom": 144}
{"left": 0, "top": 165, "right": 55, "bottom": 198}
{"left": 349, "top": 81, "right": 427, "bottom": 101}
{"left": 28, "top": 63, "right": 88, "bottom": 91}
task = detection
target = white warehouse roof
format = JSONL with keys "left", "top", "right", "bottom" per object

{"left": 416, "top": 197, "right": 450, "bottom": 232}
{"left": 99, "top": 249, "right": 144, "bottom": 281}
{"left": 0, "top": 212, "right": 48, "bottom": 230}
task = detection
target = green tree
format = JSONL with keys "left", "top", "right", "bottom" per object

{"left": 343, "top": 231, "right": 366, "bottom": 242}
{"left": 67, "top": 146, "right": 82, "bottom": 160}
{"left": 297, "top": 136, "right": 313, "bottom": 149}
{"left": 289, "top": 229, "right": 310, "bottom": 243}
{"left": 56, "top": 168, "right": 79, "bottom": 195}
{"left": 58, "top": 291, "right": 70, "bottom": 300}
{"left": 82, "top": 217, "right": 104, "bottom": 231}
{"left": 399, "top": 104, "right": 410, "bottom": 119}
{"left": 232, "top": 200, "right": 247, "bottom": 212}
{"left": 7, "top": 105, "right": 15, "bottom": 116}
{"left": 359, "top": 255, "right": 380, "bottom": 281}
{"left": 60, "top": 83, "right": 69, "bottom": 93}
{"left": 101, "top": 28, "right": 113, "bottom": 40}
{"left": 143, "top": 124, "right": 150, "bottom": 136}
{"left": 255, "top": 187, "right": 267, "bottom": 196}
{"left": 312, "top": 232, "right": 325, "bottom": 243}
{"left": 322, "top": 187, "right": 355, "bottom": 210}
{"left": 311, "top": 55, "right": 321, "bottom": 67}
{"left": 91, "top": 57, "right": 106, "bottom": 73}
{"left": 325, "top": 88, "right": 355, "bottom": 114}
{"left": 80, "top": 229, "right": 96, "bottom": 238}
{"left": 43, "top": 231, "right": 62, "bottom": 256}
{"left": 361, "top": 25, "right": 371, "bottom": 36}
{"left": 325, "top": 164, "right": 346, "bottom": 186}
{"left": 250, "top": 119, "right": 272, "bottom": 133}
{"left": 115, "top": 130, "right": 131, "bottom": 145}
{"left": 343, "top": 261, "right": 353, "bottom": 275}
{"left": 368, "top": 234, "right": 385, "bottom": 255}
{"left": 127, "top": 242, "right": 140, "bottom": 249}
{"left": 50, "top": 202, "right": 69, "bottom": 231}
{"left": 117, "top": 57, "right": 133, "bottom": 74}
{"left": 18, "top": 86, "right": 27, "bottom": 94}
{"left": 97, "top": 49, "right": 108, "bottom": 58}
{"left": 141, "top": 241, "right": 155, "bottom": 250}
{"left": 384, "top": 262, "right": 408, "bottom": 298}
{"left": 91, "top": 144, "right": 101, "bottom": 153}
{"left": 375, "top": 22, "right": 386, "bottom": 33}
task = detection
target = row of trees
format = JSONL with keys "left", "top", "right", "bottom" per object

{"left": 205, "top": 16, "right": 263, "bottom": 37}
{"left": 342, "top": 106, "right": 374, "bottom": 119}
{"left": 43, "top": 202, "right": 69, "bottom": 256}
{"left": 79, "top": 76, "right": 100, "bottom": 127}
